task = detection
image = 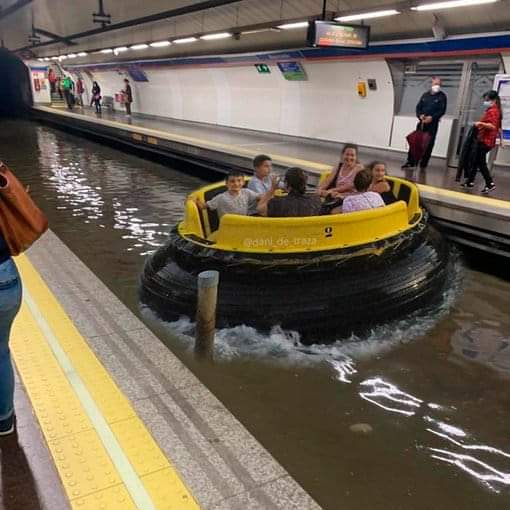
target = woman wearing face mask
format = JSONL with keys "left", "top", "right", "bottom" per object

{"left": 317, "top": 143, "right": 363, "bottom": 198}
{"left": 462, "top": 90, "right": 501, "bottom": 193}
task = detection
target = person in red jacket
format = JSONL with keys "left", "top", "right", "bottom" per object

{"left": 462, "top": 90, "right": 502, "bottom": 193}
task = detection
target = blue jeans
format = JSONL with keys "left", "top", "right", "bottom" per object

{"left": 0, "top": 258, "right": 22, "bottom": 421}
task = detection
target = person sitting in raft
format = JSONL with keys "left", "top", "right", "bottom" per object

{"left": 247, "top": 154, "right": 275, "bottom": 214}
{"left": 332, "top": 169, "right": 385, "bottom": 214}
{"left": 195, "top": 170, "right": 263, "bottom": 219}
{"left": 248, "top": 154, "right": 274, "bottom": 194}
{"left": 368, "top": 161, "right": 397, "bottom": 205}
{"left": 257, "top": 167, "right": 322, "bottom": 217}
{"left": 317, "top": 143, "right": 363, "bottom": 198}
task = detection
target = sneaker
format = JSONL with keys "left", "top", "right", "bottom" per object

{"left": 481, "top": 183, "right": 496, "bottom": 193}
{"left": 461, "top": 182, "right": 475, "bottom": 188}
{"left": 401, "top": 162, "right": 415, "bottom": 169}
{"left": 0, "top": 413, "right": 15, "bottom": 436}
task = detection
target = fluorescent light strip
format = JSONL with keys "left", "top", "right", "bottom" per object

{"left": 173, "top": 37, "right": 197, "bottom": 44}
{"left": 100, "top": 48, "right": 113, "bottom": 54}
{"left": 67, "top": 53, "right": 77, "bottom": 58}
{"left": 114, "top": 46, "right": 128, "bottom": 53}
{"left": 200, "top": 32, "right": 232, "bottom": 40}
{"left": 149, "top": 40, "right": 171, "bottom": 47}
{"left": 277, "top": 21, "right": 309, "bottom": 29}
{"left": 336, "top": 9, "right": 400, "bottom": 21}
{"left": 77, "top": 52, "right": 88, "bottom": 57}
{"left": 130, "top": 43, "right": 149, "bottom": 50}
{"left": 411, "top": 0, "right": 498, "bottom": 11}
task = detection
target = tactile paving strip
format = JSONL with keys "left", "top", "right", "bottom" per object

{"left": 11, "top": 254, "right": 200, "bottom": 509}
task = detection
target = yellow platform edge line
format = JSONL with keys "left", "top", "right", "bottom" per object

{"left": 11, "top": 254, "right": 201, "bottom": 510}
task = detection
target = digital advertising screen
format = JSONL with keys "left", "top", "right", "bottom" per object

{"left": 308, "top": 21, "right": 370, "bottom": 49}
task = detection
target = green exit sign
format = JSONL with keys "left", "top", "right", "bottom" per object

{"left": 255, "top": 64, "right": 271, "bottom": 74}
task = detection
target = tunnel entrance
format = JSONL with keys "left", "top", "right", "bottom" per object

{"left": 0, "top": 48, "right": 32, "bottom": 116}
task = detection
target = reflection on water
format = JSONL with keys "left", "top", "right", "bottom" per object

{"left": 39, "top": 130, "right": 177, "bottom": 256}
{"left": 451, "top": 325, "right": 510, "bottom": 376}
{"left": 333, "top": 367, "right": 510, "bottom": 494}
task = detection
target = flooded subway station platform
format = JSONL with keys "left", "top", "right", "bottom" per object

{"left": 1, "top": 119, "right": 509, "bottom": 509}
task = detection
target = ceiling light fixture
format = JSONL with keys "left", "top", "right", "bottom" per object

{"left": 67, "top": 53, "right": 77, "bottom": 58}
{"left": 335, "top": 9, "right": 401, "bottom": 21}
{"left": 51, "top": 56, "right": 58, "bottom": 60}
{"left": 276, "top": 21, "right": 309, "bottom": 29}
{"left": 100, "top": 48, "right": 113, "bottom": 53}
{"left": 200, "top": 32, "right": 232, "bottom": 40}
{"left": 114, "top": 46, "right": 128, "bottom": 54}
{"left": 411, "top": 0, "right": 498, "bottom": 11}
{"left": 149, "top": 40, "right": 171, "bottom": 47}
{"left": 130, "top": 43, "right": 149, "bottom": 50}
{"left": 77, "top": 52, "right": 88, "bottom": 57}
{"left": 173, "top": 37, "right": 198, "bottom": 44}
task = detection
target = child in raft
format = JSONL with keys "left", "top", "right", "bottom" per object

{"left": 195, "top": 170, "right": 274, "bottom": 218}
{"left": 331, "top": 169, "right": 385, "bottom": 214}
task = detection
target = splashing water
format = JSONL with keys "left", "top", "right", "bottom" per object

{"left": 141, "top": 249, "right": 464, "bottom": 377}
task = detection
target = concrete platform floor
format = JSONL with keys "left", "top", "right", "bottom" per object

{"left": 1, "top": 230, "right": 319, "bottom": 510}
{"left": 51, "top": 104, "right": 510, "bottom": 202}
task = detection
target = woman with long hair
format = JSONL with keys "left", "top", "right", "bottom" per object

{"left": 317, "top": 143, "right": 363, "bottom": 198}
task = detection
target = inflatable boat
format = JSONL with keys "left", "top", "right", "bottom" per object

{"left": 140, "top": 176, "right": 450, "bottom": 341}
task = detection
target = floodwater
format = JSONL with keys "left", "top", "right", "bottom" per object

{"left": 1, "top": 118, "right": 509, "bottom": 510}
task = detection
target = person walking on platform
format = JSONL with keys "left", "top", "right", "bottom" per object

{"left": 0, "top": 228, "right": 22, "bottom": 437}
{"left": 123, "top": 78, "right": 133, "bottom": 117}
{"left": 91, "top": 81, "right": 101, "bottom": 113}
{"left": 402, "top": 77, "right": 447, "bottom": 170}
{"left": 62, "top": 75, "right": 74, "bottom": 110}
{"left": 462, "top": 90, "right": 501, "bottom": 193}
{"left": 76, "top": 78, "right": 84, "bottom": 106}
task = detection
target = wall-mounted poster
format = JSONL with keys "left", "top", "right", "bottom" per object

{"left": 494, "top": 74, "right": 510, "bottom": 146}
{"left": 277, "top": 61, "right": 307, "bottom": 81}
{"left": 127, "top": 64, "right": 149, "bottom": 82}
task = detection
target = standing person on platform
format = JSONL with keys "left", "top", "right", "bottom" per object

{"left": 123, "top": 78, "right": 133, "bottom": 117}
{"left": 76, "top": 77, "right": 84, "bottom": 106}
{"left": 91, "top": 81, "right": 101, "bottom": 113}
{"left": 48, "top": 68, "right": 57, "bottom": 94}
{"left": 61, "top": 75, "right": 74, "bottom": 110}
{"left": 0, "top": 203, "right": 22, "bottom": 436}
{"left": 462, "top": 90, "right": 501, "bottom": 193}
{"left": 402, "top": 77, "right": 447, "bottom": 170}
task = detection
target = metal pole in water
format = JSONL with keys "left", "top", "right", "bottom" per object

{"left": 195, "top": 270, "right": 219, "bottom": 360}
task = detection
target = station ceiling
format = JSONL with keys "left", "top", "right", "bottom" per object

{"left": 1, "top": 0, "right": 510, "bottom": 62}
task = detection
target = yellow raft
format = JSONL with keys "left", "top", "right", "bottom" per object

{"left": 140, "top": 176, "right": 450, "bottom": 341}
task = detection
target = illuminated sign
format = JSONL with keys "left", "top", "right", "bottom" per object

{"left": 308, "top": 21, "right": 370, "bottom": 49}
{"left": 255, "top": 64, "right": 271, "bottom": 74}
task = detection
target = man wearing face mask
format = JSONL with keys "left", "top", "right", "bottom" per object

{"left": 402, "top": 77, "right": 447, "bottom": 170}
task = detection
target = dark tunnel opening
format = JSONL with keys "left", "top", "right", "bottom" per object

{"left": 0, "top": 48, "right": 32, "bottom": 116}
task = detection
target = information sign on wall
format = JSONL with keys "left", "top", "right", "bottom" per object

{"left": 494, "top": 74, "right": 510, "bottom": 146}
{"left": 127, "top": 64, "right": 149, "bottom": 82}
{"left": 277, "top": 61, "right": 307, "bottom": 81}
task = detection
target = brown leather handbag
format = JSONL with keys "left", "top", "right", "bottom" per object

{"left": 0, "top": 161, "right": 48, "bottom": 256}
